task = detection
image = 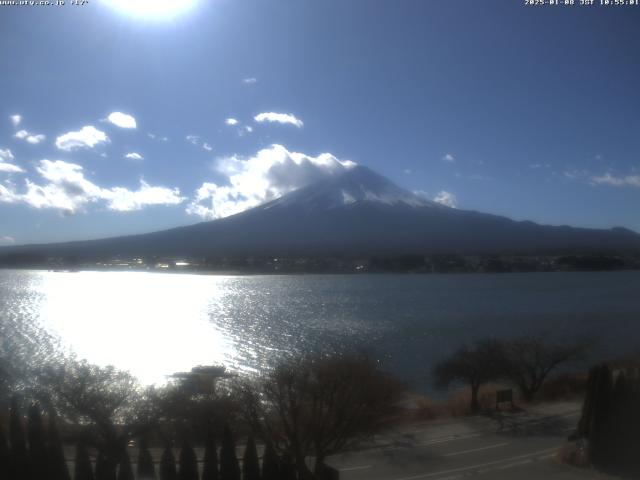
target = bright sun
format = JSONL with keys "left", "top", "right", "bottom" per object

{"left": 104, "top": 0, "right": 201, "bottom": 21}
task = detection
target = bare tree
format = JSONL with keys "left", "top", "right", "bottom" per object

{"left": 36, "top": 359, "right": 139, "bottom": 428}
{"left": 239, "top": 354, "right": 405, "bottom": 478}
{"left": 499, "top": 335, "right": 588, "bottom": 402}
{"left": 33, "top": 358, "right": 143, "bottom": 470}
{"left": 433, "top": 339, "right": 503, "bottom": 414}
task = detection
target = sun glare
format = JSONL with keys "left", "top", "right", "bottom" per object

{"left": 37, "top": 271, "right": 235, "bottom": 385}
{"left": 103, "top": 0, "right": 201, "bottom": 21}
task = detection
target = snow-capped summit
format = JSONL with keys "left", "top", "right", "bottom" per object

{"left": 260, "top": 166, "right": 437, "bottom": 212}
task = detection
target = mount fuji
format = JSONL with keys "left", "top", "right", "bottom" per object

{"left": 2, "top": 166, "right": 639, "bottom": 260}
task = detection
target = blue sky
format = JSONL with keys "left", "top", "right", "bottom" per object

{"left": 1, "top": 0, "right": 639, "bottom": 245}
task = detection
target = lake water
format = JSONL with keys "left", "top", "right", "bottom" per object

{"left": 1, "top": 269, "right": 639, "bottom": 392}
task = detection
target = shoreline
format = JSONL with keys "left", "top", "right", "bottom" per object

{"left": 2, "top": 265, "right": 640, "bottom": 277}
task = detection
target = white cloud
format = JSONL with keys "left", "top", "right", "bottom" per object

{"left": 433, "top": 190, "right": 457, "bottom": 208}
{"left": 14, "top": 129, "right": 46, "bottom": 144}
{"left": 0, "top": 149, "right": 15, "bottom": 162}
{"left": 254, "top": 112, "right": 304, "bottom": 128}
{"left": 187, "top": 144, "right": 356, "bottom": 220}
{"left": 0, "top": 149, "right": 23, "bottom": 173}
{"left": 102, "top": 181, "right": 184, "bottom": 212}
{"left": 186, "top": 134, "right": 200, "bottom": 145}
{"left": 10, "top": 115, "right": 21, "bottom": 127}
{"left": 186, "top": 135, "right": 212, "bottom": 151}
{"left": 0, "top": 163, "right": 24, "bottom": 173}
{"left": 107, "top": 112, "right": 137, "bottom": 129}
{"left": 18, "top": 160, "right": 103, "bottom": 212}
{"left": 0, "top": 181, "right": 22, "bottom": 204}
{"left": 55, "top": 126, "right": 109, "bottom": 151}
{"left": 443, "top": 153, "right": 455, "bottom": 163}
{"left": 225, "top": 119, "right": 253, "bottom": 136}
{"left": 0, "top": 159, "right": 184, "bottom": 214}
{"left": 591, "top": 173, "right": 640, "bottom": 188}
{"left": 0, "top": 236, "right": 15, "bottom": 245}
{"left": 242, "top": 77, "right": 257, "bottom": 84}
{"left": 125, "top": 152, "right": 144, "bottom": 160}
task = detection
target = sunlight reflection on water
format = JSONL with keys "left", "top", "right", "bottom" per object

{"left": 12, "top": 270, "right": 379, "bottom": 385}
{"left": 2, "top": 269, "right": 640, "bottom": 391}
{"left": 36, "top": 271, "right": 235, "bottom": 384}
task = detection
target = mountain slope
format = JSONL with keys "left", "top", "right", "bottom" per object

{"left": 2, "top": 166, "right": 640, "bottom": 259}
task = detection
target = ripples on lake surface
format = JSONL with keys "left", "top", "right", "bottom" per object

{"left": 1, "top": 269, "right": 639, "bottom": 391}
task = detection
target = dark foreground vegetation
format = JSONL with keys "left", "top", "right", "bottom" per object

{"left": 570, "top": 358, "right": 640, "bottom": 478}
{"left": 0, "top": 396, "right": 306, "bottom": 480}
{"left": 433, "top": 335, "right": 589, "bottom": 414}
{"left": 0, "top": 326, "right": 405, "bottom": 480}
{"left": 0, "top": 317, "right": 635, "bottom": 479}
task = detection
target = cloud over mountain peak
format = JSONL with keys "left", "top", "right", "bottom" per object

{"left": 187, "top": 144, "right": 356, "bottom": 220}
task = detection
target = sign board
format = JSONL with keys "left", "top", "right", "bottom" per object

{"left": 496, "top": 388, "right": 514, "bottom": 409}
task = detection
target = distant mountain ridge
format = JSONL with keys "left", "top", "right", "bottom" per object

{"left": 1, "top": 166, "right": 640, "bottom": 260}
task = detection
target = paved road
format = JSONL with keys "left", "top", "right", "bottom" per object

{"left": 327, "top": 403, "right": 612, "bottom": 480}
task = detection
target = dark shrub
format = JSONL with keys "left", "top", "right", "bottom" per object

{"left": 260, "top": 443, "right": 278, "bottom": 480}
{"left": 219, "top": 424, "right": 240, "bottom": 480}
{"left": 48, "top": 409, "right": 71, "bottom": 480}
{"left": 179, "top": 439, "right": 199, "bottom": 480}
{"left": 117, "top": 449, "right": 135, "bottom": 480}
{"left": 202, "top": 428, "right": 218, "bottom": 480}
{"left": 74, "top": 442, "right": 95, "bottom": 480}
{"left": 137, "top": 439, "right": 156, "bottom": 480}
{"left": 242, "top": 436, "right": 260, "bottom": 480}
{"left": 160, "top": 446, "right": 178, "bottom": 480}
